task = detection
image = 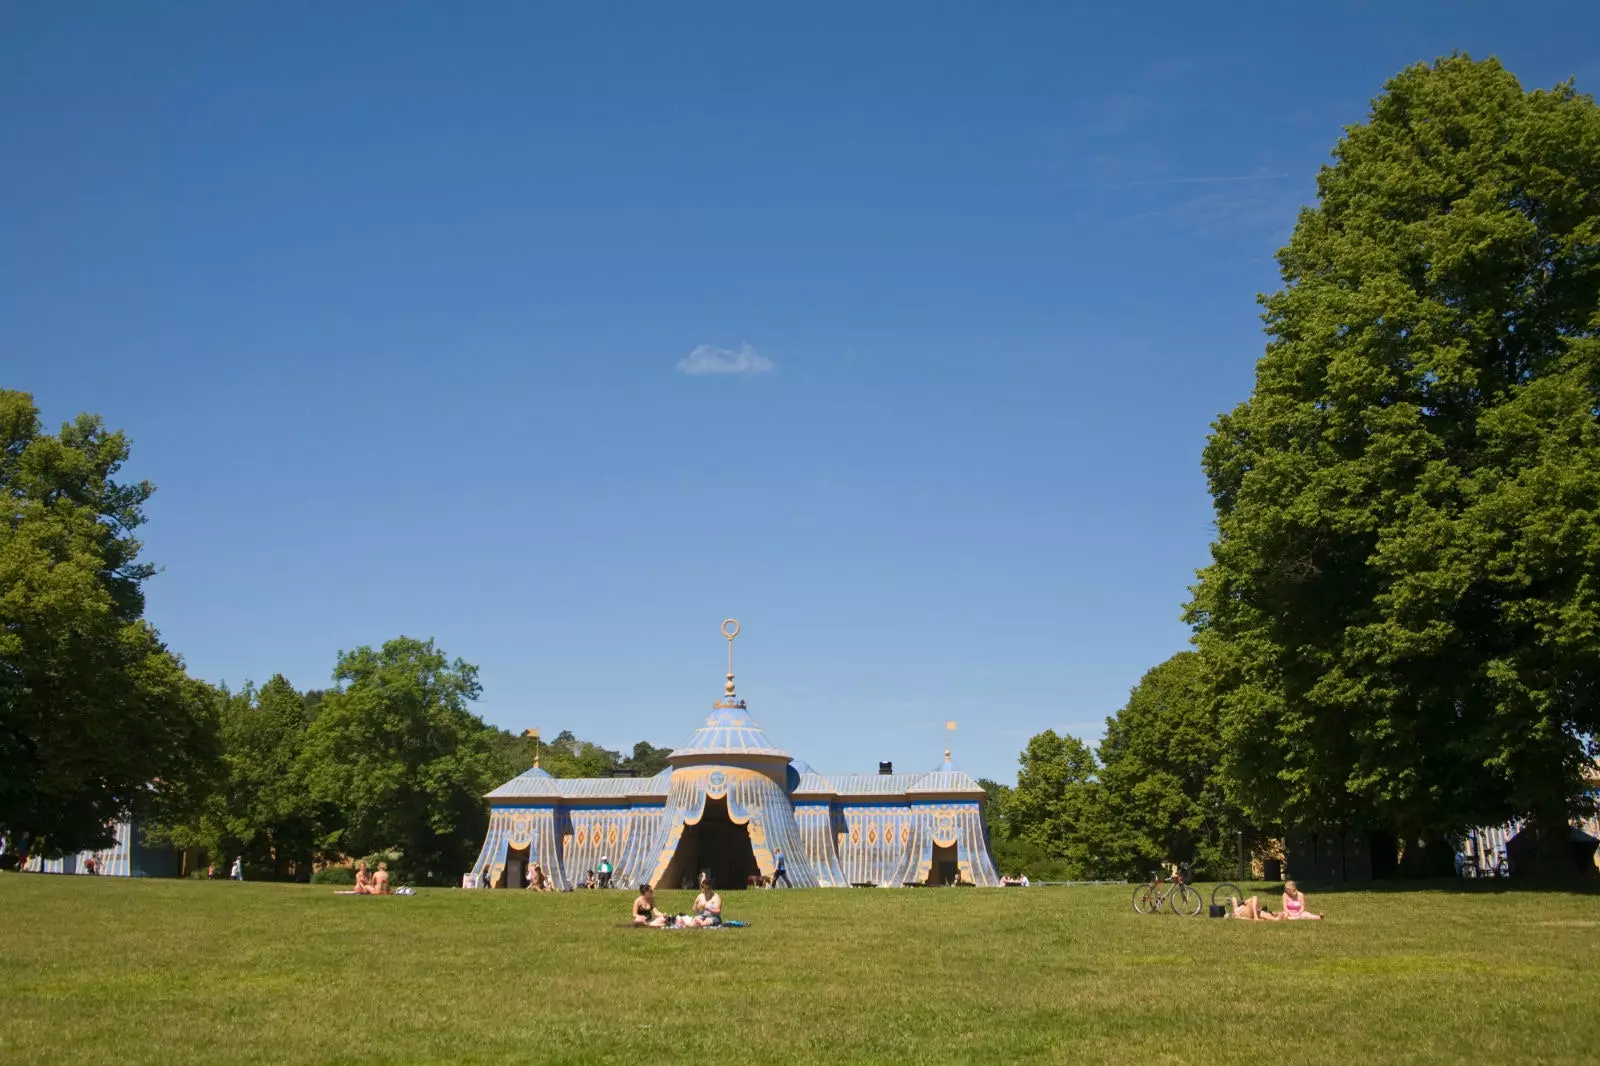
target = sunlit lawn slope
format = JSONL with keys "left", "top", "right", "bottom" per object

{"left": 2, "top": 874, "right": 1597, "bottom": 1064}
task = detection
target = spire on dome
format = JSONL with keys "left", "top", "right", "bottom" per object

{"left": 715, "top": 618, "right": 745, "bottom": 709}
{"left": 668, "top": 618, "right": 789, "bottom": 760}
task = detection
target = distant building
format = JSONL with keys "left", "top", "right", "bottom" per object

{"left": 22, "top": 821, "right": 179, "bottom": 878}
{"left": 470, "top": 621, "right": 1000, "bottom": 889}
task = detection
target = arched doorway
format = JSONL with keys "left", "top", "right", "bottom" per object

{"left": 504, "top": 846, "right": 528, "bottom": 889}
{"left": 660, "top": 797, "right": 759, "bottom": 890}
{"left": 927, "top": 843, "right": 958, "bottom": 886}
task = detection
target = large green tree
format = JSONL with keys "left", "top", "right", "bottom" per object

{"left": 0, "top": 390, "right": 220, "bottom": 854}
{"left": 1005, "top": 730, "right": 1112, "bottom": 879}
{"left": 152, "top": 676, "right": 320, "bottom": 878}
{"left": 1187, "top": 57, "right": 1600, "bottom": 861}
{"left": 301, "top": 637, "right": 496, "bottom": 882}
{"left": 1097, "top": 652, "right": 1240, "bottom": 878}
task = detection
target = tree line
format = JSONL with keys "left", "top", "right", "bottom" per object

{"left": 0, "top": 387, "right": 669, "bottom": 881}
{"left": 146, "top": 647, "right": 673, "bottom": 883}
{"left": 988, "top": 56, "right": 1600, "bottom": 881}
{"left": 6, "top": 56, "right": 1598, "bottom": 887}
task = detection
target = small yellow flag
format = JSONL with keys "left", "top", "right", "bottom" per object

{"left": 946, "top": 720, "right": 957, "bottom": 731}
{"left": 525, "top": 727, "right": 540, "bottom": 739}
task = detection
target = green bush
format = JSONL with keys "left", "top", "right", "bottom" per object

{"left": 310, "top": 866, "right": 355, "bottom": 885}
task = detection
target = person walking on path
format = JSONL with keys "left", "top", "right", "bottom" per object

{"left": 230, "top": 856, "right": 243, "bottom": 881}
{"left": 771, "top": 848, "right": 790, "bottom": 888}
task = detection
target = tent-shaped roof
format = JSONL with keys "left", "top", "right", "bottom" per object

{"left": 905, "top": 755, "right": 986, "bottom": 794}
{"left": 669, "top": 704, "right": 789, "bottom": 759}
{"left": 793, "top": 770, "right": 838, "bottom": 796}
{"left": 908, "top": 768, "right": 986, "bottom": 794}
{"left": 486, "top": 765, "right": 562, "bottom": 800}
{"left": 552, "top": 766, "right": 674, "bottom": 800}
{"left": 485, "top": 764, "right": 674, "bottom": 803}
{"left": 827, "top": 772, "right": 929, "bottom": 795}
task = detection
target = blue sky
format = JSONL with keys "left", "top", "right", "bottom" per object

{"left": 4, "top": 2, "right": 1598, "bottom": 782}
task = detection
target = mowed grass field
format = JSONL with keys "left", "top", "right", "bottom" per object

{"left": 3, "top": 875, "right": 1598, "bottom": 1065}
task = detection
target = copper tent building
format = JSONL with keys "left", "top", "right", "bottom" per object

{"left": 469, "top": 620, "right": 1001, "bottom": 890}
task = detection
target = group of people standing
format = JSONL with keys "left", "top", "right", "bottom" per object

{"left": 205, "top": 856, "right": 245, "bottom": 881}
{"left": 631, "top": 875, "right": 723, "bottom": 928}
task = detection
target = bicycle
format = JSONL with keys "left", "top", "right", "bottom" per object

{"left": 1459, "top": 847, "right": 1509, "bottom": 879}
{"left": 1132, "top": 863, "right": 1204, "bottom": 917}
{"left": 1211, "top": 882, "right": 1245, "bottom": 916}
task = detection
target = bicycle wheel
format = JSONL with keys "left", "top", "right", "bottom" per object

{"left": 1172, "top": 882, "right": 1204, "bottom": 917}
{"left": 1212, "top": 883, "right": 1243, "bottom": 911}
{"left": 1132, "top": 881, "right": 1160, "bottom": 914}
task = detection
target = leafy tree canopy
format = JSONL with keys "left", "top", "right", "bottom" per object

{"left": 300, "top": 637, "right": 495, "bottom": 881}
{"left": 1005, "top": 729, "right": 1109, "bottom": 879}
{"left": 1097, "top": 652, "right": 1240, "bottom": 878}
{"left": 148, "top": 676, "right": 320, "bottom": 878}
{"left": 1187, "top": 56, "right": 1600, "bottom": 846}
{"left": 0, "top": 390, "right": 220, "bottom": 855}
{"left": 488, "top": 730, "right": 673, "bottom": 784}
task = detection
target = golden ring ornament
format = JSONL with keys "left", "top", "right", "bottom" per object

{"left": 722, "top": 618, "right": 740, "bottom": 639}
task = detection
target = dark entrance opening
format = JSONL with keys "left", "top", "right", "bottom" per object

{"left": 503, "top": 846, "right": 529, "bottom": 889}
{"left": 928, "top": 843, "right": 958, "bottom": 886}
{"left": 660, "top": 797, "right": 759, "bottom": 890}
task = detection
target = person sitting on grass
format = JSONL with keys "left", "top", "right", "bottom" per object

{"left": 1229, "top": 894, "right": 1282, "bottom": 921}
{"left": 354, "top": 863, "right": 374, "bottom": 895}
{"left": 1282, "top": 881, "right": 1322, "bottom": 920}
{"left": 632, "top": 884, "right": 668, "bottom": 927}
{"left": 372, "top": 862, "right": 390, "bottom": 895}
{"left": 688, "top": 874, "right": 723, "bottom": 927}
{"left": 584, "top": 869, "right": 598, "bottom": 890}
{"left": 528, "top": 863, "right": 555, "bottom": 892}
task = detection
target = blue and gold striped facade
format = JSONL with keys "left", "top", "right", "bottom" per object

{"left": 21, "top": 821, "right": 178, "bottom": 878}
{"left": 471, "top": 704, "right": 1001, "bottom": 889}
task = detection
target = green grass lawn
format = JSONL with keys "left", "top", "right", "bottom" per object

{"left": 3, "top": 874, "right": 1598, "bottom": 1065}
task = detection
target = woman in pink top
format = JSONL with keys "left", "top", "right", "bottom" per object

{"left": 1281, "top": 880, "right": 1322, "bottom": 920}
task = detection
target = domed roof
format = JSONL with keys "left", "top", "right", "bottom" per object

{"left": 485, "top": 764, "right": 562, "bottom": 800}
{"left": 669, "top": 703, "right": 790, "bottom": 760}
{"left": 669, "top": 617, "right": 789, "bottom": 760}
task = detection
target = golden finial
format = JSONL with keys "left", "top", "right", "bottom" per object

{"left": 716, "top": 619, "right": 744, "bottom": 708}
{"left": 723, "top": 618, "right": 739, "bottom": 695}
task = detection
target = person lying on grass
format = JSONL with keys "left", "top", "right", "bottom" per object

{"left": 1282, "top": 881, "right": 1322, "bottom": 920}
{"left": 1229, "top": 895, "right": 1282, "bottom": 921}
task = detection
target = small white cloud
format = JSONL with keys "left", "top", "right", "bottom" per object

{"left": 676, "top": 343, "right": 774, "bottom": 376}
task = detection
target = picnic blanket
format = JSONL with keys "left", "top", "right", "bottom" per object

{"left": 618, "top": 920, "right": 749, "bottom": 930}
